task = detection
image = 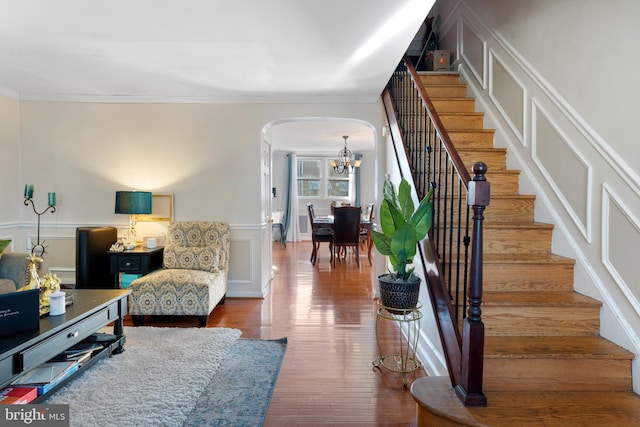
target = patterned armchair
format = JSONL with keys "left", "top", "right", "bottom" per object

{"left": 128, "top": 221, "right": 230, "bottom": 327}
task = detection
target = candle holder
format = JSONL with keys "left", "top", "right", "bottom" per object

{"left": 24, "top": 195, "right": 56, "bottom": 257}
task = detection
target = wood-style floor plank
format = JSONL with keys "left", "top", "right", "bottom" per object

{"left": 126, "top": 241, "right": 425, "bottom": 425}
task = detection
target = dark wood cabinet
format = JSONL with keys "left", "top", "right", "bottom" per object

{"left": 108, "top": 246, "right": 164, "bottom": 287}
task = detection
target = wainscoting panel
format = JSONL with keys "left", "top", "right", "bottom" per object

{"left": 603, "top": 185, "right": 640, "bottom": 313}
{"left": 460, "top": 16, "right": 485, "bottom": 89}
{"left": 489, "top": 50, "right": 525, "bottom": 145}
{"left": 532, "top": 101, "right": 591, "bottom": 240}
{"left": 229, "top": 238, "right": 253, "bottom": 283}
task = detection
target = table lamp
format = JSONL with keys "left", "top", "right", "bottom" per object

{"left": 115, "top": 191, "right": 152, "bottom": 250}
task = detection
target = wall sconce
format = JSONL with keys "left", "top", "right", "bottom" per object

{"left": 115, "top": 191, "right": 152, "bottom": 250}
{"left": 23, "top": 184, "right": 57, "bottom": 257}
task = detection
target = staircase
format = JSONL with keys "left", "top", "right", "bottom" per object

{"left": 411, "top": 73, "right": 640, "bottom": 426}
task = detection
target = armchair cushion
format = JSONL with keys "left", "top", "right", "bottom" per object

{"left": 163, "top": 222, "right": 228, "bottom": 273}
{"left": 129, "top": 269, "right": 226, "bottom": 316}
{"left": 0, "top": 252, "right": 31, "bottom": 294}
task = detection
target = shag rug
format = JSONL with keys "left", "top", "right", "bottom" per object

{"left": 44, "top": 326, "right": 287, "bottom": 427}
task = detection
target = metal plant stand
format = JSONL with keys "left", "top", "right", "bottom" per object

{"left": 373, "top": 301, "right": 422, "bottom": 387}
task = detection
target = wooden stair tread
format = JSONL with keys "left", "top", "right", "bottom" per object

{"left": 482, "top": 221, "right": 553, "bottom": 229}
{"left": 439, "top": 112, "right": 484, "bottom": 117}
{"left": 436, "top": 221, "right": 551, "bottom": 230}
{"left": 412, "top": 376, "right": 640, "bottom": 427}
{"left": 483, "top": 253, "right": 575, "bottom": 264}
{"left": 484, "top": 336, "right": 635, "bottom": 359}
{"left": 484, "top": 291, "right": 602, "bottom": 307}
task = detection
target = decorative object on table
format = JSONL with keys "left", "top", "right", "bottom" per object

{"left": 109, "top": 241, "right": 125, "bottom": 252}
{"left": 331, "top": 135, "right": 361, "bottom": 174}
{"left": 23, "top": 184, "right": 57, "bottom": 257}
{"left": 372, "top": 177, "right": 433, "bottom": 312}
{"left": 48, "top": 290, "right": 66, "bottom": 316}
{"left": 39, "top": 273, "right": 61, "bottom": 309}
{"left": 20, "top": 253, "right": 43, "bottom": 291}
{"left": 114, "top": 190, "right": 152, "bottom": 250}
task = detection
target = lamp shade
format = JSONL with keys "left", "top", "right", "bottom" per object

{"left": 115, "top": 191, "right": 152, "bottom": 214}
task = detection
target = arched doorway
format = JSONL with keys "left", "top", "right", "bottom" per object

{"left": 261, "top": 117, "right": 378, "bottom": 263}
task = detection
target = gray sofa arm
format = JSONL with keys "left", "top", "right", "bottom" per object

{"left": 0, "top": 252, "right": 31, "bottom": 292}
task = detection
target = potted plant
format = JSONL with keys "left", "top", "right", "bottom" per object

{"left": 372, "top": 177, "right": 433, "bottom": 312}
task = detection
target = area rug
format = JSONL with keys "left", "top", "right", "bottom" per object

{"left": 184, "top": 337, "right": 287, "bottom": 426}
{"left": 43, "top": 327, "right": 286, "bottom": 427}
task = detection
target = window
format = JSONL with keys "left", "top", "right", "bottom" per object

{"left": 297, "top": 157, "right": 354, "bottom": 200}
{"left": 297, "top": 159, "right": 322, "bottom": 197}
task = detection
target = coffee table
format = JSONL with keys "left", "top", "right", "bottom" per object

{"left": 0, "top": 289, "right": 130, "bottom": 401}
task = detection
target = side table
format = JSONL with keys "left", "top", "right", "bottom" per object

{"left": 372, "top": 301, "right": 422, "bottom": 387}
{"left": 108, "top": 246, "right": 164, "bottom": 288}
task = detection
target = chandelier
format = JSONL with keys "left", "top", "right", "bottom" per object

{"left": 331, "top": 135, "right": 361, "bottom": 174}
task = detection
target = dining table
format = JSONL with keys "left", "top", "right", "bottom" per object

{"left": 313, "top": 215, "right": 375, "bottom": 265}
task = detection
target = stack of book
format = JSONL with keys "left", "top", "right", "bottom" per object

{"left": 0, "top": 387, "right": 38, "bottom": 404}
{"left": 10, "top": 360, "right": 79, "bottom": 396}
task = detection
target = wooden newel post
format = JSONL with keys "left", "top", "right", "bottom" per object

{"left": 456, "top": 162, "right": 489, "bottom": 407}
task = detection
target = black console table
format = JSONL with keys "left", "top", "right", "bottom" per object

{"left": 0, "top": 289, "right": 130, "bottom": 402}
{"left": 108, "top": 246, "right": 164, "bottom": 287}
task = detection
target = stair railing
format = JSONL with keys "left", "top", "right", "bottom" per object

{"left": 383, "top": 55, "right": 489, "bottom": 406}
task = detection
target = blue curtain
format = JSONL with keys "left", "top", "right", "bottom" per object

{"left": 282, "top": 153, "right": 293, "bottom": 242}
{"left": 355, "top": 153, "right": 362, "bottom": 207}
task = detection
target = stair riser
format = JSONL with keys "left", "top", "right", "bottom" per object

{"left": 423, "top": 84, "right": 467, "bottom": 98}
{"left": 483, "top": 306, "right": 600, "bottom": 336}
{"left": 484, "top": 263, "right": 575, "bottom": 292}
{"left": 483, "top": 359, "right": 631, "bottom": 392}
{"left": 436, "top": 226, "right": 551, "bottom": 255}
{"left": 432, "top": 99, "right": 476, "bottom": 113}
{"left": 419, "top": 74, "right": 460, "bottom": 85}
{"left": 411, "top": 171, "right": 520, "bottom": 195}
{"left": 433, "top": 197, "right": 536, "bottom": 224}
{"left": 447, "top": 130, "right": 496, "bottom": 149}
{"left": 440, "top": 114, "right": 484, "bottom": 129}
{"left": 407, "top": 149, "right": 507, "bottom": 171}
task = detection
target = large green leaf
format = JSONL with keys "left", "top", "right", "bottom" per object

{"left": 390, "top": 223, "right": 417, "bottom": 263}
{"left": 410, "top": 189, "right": 434, "bottom": 240}
{"left": 397, "top": 179, "right": 415, "bottom": 221}
{"left": 382, "top": 179, "right": 397, "bottom": 208}
{"left": 378, "top": 200, "right": 396, "bottom": 236}
{"left": 371, "top": 231, "right": 392, "bottom": 256}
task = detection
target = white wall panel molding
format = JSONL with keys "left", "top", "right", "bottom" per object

{"left": 488, "top": 49, "right": 526, "bottom": 146}
{"left": 459, "top": 16, "right": 486, "bottom": 90}
{"left": 601, "top": 183, "right": 640, "bottom": 353}
{"left": 227, "top": 224, "right": 266, "bottom": 298}
{"left": 602, "top": 184, "right": 640, "bottom": 314}
{"left": 531, "top": 99, "right": 591, "bottom": 242}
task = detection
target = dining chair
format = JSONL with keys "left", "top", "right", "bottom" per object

{"left": 360, "top": 203, "right": 374, "bottom": 249}
{"left": 307, "top": 203, "right": 332, "bottom": 265}
{"left": 360, "top": 203, "right": 374, "bottom": 265}
{"left": 331, "top": 206, "right": 361, "bottom": 268}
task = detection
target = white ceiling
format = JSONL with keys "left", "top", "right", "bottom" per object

{"left": 0, "top": 0, "right": 433, "bottom": 149}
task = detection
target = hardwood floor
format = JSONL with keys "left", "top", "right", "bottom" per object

{"left": 125, "top": 241, "right": 425, "bottom": 426}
